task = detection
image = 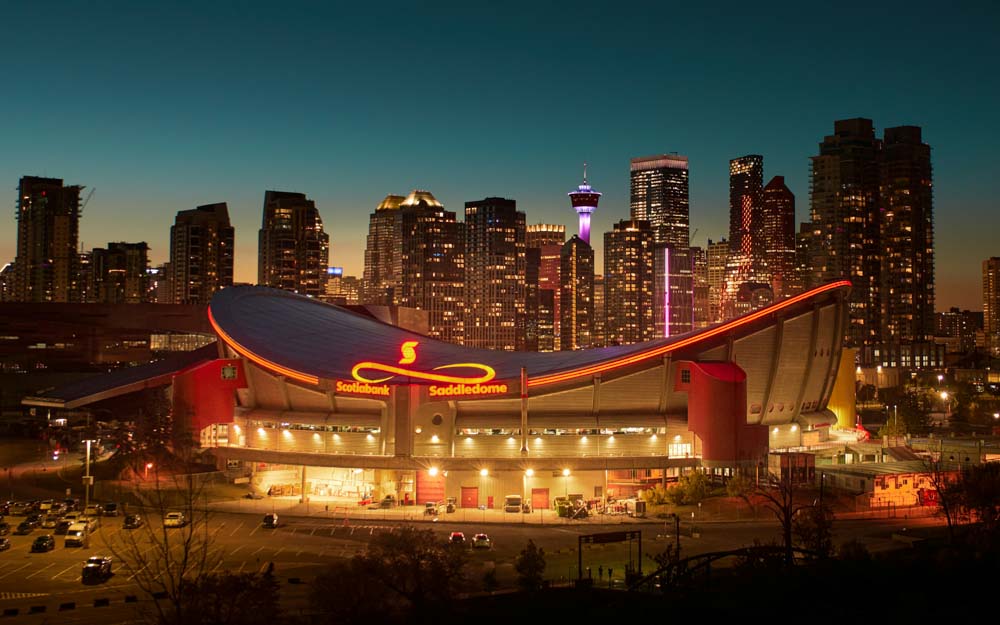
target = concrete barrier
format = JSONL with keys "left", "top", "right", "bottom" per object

{"left": 2, "top": 608, "right": 18, "bottom": 617}
{"left": 28, "top": 606, "right": 46, "bottom": 614}
{"left": 94, "top": 598, "right": 111, "bottom": 607}
{"left": 59, "top": 602, "right": 76, "bottom": 611}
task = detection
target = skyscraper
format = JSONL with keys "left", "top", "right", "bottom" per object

{"left": 568, "top": 167, "right": 601, "bottom": 244}
{"left": 397, "top": 190, "right": 465, "bottom": 344}
{"left": 880, "top": 126, "right": 934, "bottom": 345}
{"left": 258, "top": 190, "right": 329, "bottom": 298}
{"left": 592, "top": 275, "right": 606, "bottom": 348}
{"left": 984, "top": 257, "right": 1000, "bottom": 356}
{"left": 91, "top": 242, "right": 150, "bottom": 304}
{"left": 809, "top": 118, "right": 882, "bottom": 349}
{"left": 723, "top": 155, "right": 765, "bottom": 317}
{"left": 323, "top": 267, "right": 360, "bottom": 305}
{"left": 630, "top": 155, "right": 692, "bottom": 337}
{"left": 560, "top": 235, "right": 594, "bottom": 351}
{"left": 690, "top": 245, "right": 710, "bottom": 329}
{"left": 762, "top": 176, "right": 796, "bottom": 299}
{"left": 706, "top": 239, "right": 729, "bottom": 324}
{"left": 464, "top": 197, "right": 526, "bottom": 351}
{"left": 361, "top": 194, "right": 405, "bottom": 305}
{"left": 526, "top": 224, "right": 566, "bottom": 248}
{"left": 168, "top": 203, "right": 234, "bottom": 305}
{"left": 13, "top": 176, "right": 83, "bottom": 302}
{"left": 527, "top": 224, "right": 566, "bottom": 350}
{"left": 604, "top": 219, "right": 655, "bottom": 345}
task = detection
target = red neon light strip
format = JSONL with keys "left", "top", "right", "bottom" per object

{"left": 527, "top": 280, "right": 850, "bottom": 388}
{"left": 207, "top": 307, "right": 320, "bottom": 385}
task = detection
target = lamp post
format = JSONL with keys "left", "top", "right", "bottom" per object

{"left": 83, "top": 439, "right": 95, "bottom": 512}
{"left": 145, "top": 462, "right": 153, "bottom": 480}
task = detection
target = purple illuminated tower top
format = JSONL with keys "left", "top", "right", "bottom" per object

{"left": 568, "top": 163, "right": 601, "bottom": 244}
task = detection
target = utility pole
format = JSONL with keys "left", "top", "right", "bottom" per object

{"left": 83, "top": 439, "right": 94, "bottom": 511}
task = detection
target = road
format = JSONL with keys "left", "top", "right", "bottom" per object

{"left": 0, "top": 505, "right": 941, "bottom": 623}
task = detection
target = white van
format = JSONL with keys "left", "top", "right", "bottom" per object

{"left": 64, "top": 522, "right": 89, "bottom": 547}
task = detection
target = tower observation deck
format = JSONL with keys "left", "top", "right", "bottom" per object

{"left": 568, "top": 164, "right": 601, "bottom": 244}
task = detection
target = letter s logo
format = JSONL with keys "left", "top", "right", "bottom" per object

{"left": 398, "top": 341, "right": 419, "bottom": 365}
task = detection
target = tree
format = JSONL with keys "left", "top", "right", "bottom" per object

{"left": 103, "top": 468, "right": 222, "bottom": 625}
{"left": 955, "top": 462, "right": 1000, "bottom": 545}
{"left": 310, "top": 526, "right": 467, "bottom": 624}
{"left": 792, "top": 504, "right": 834, "bottom": 558}
{"left": 924, "top": 458, "right": 961, "bottom": 544}
{"left": 178, "top": 571, "right": 281, "bottom": 625}
{"left": 514, "top": 539, "right": 546, "bottom": 592}
{"left": 753, "top": 472, "right": 813, "bottom": 565}
{"left": 726, "top": 473, "right": 760, "bottom": 518}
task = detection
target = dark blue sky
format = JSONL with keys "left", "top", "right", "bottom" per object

{"left": 2, "top": 1, "right": 996, "bottom": 309}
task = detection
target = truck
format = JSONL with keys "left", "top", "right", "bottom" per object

{"left": 503, "top": 495, "right": 522, "bottom": 513}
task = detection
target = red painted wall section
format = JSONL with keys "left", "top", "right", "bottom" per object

{"left": 677, "top": 360, "right": 768, "bottom": 465}
{"left": 172, "top": 359, "right": 247, "bottom": 432}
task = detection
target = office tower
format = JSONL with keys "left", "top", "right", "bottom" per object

{"left": 985, "top": 258, "right": 1000, "bottom": 356}
{"left": 722, "top": 155, "right": 765, "bottom": 317}
{"left": 560, "top": 235, "right": 594, "bottom": 350}
{"left": 526, "top": 223, "right": 566, "bottom": 350}
{"left": 592, "top": 275, "right": 606, "bottom": 348}
{"left": 524, "top": 247, "right": 556, "bottom": 352}
{"left": 397, "top": 190, "right": 465, "bottom": 344}
{"left": 690, "top": 245, "right": 710, "bottom": 329}
{"left": 935, "top": 308, "right": 983, "bottom": 354}
{"left": 13, "top": 176, "right": 83, "bottom": 302}
{"left": 604, "top": 219, "right": 655, "bottom": 345}
{"left": 762, "top": 176, "right": 796, "bottom": 299}
{"left": 464, "top": 197, "right": 526, "bottom": 350}
{"left": 258, "top": 190, "right": 329, "bottom": 298}
{"left": 77, "top": 251, "right": 94, "bottom": 304}
{"left": 792, "top": 223, "right": 813, "bottom": 295}
{"left": 630, "top": 155, "right": 692, "bottom": 337}
{"left": 91, "top": 242, "right": 150, "bottom": 304}
{"left": 568, "top": 167, "right": 601, "bottom": 244}
{"left": 706, "top": 239, "right": 728, "bottom": 323}
{"left": 323, "top": 267, "right": 360, "bottom": 305}
{"left": 149, "top": 263, "right": 171, "bottom": 303}
{"left": 361, "top": 194, "right": 405, "bottom": 305}
{"left": 880, "top": 126, "right": 934, "bottom": 345}
{"left": 526, "top": 224, "right": 566, "bottom": 248}
{"left": 809, "top": 118, "right": 882, "bottom": 349}
{"left": 168, "top": 203, "right": 234, "bottom": 305}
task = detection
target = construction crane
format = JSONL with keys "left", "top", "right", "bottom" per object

{"left": 79, "top": 187, "right": 95, "bottom": 216}
{"left": 689, "top": 227, "right": 699, "bottom": 245}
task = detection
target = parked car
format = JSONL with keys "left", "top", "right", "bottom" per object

{"left": 163, "top": 512, "right": 187, "bottom": 528}
{"left": 0, "top": 537, "right": 9, "bottom": 551}
{"left": 81, "top": 517, "right": 100, "bottom": 532}
{"left": 31, "top": 534, "right": 56, "bottom": 552}
{"left": 262, "top": 513, "right": 279, "bottom": 529}
{"left": 82, "top": 556, "right": 113, "bottom": 583}
{"left": 10, "top": 502, "right": 31, "bottom": 516}
{"left": 41, "top": 515, "right": 60, "bottom": 529}
{"left": 102, "top": 503, "right": 120, "bottom": 517}
{"left": 26, "top": 513, "right": 44, "bottom": 526}
{"left": 503, "top": 495, "right": 522, "bottom": 513}
{"left": 15, "top": 521, "right": 36, "bottom": 535}
{"left": 243, "top": 492, "right": 264, "bottom": 500}
{"left": 63, "top": 498, "right": 79, "bottom": 511}
{"left": 379, "top": 495, "right": 397, "bottom": 508}
{"left": 83, "top": 504, "right": 103, "bottom": 517}
{"left": 449, "top": 532, "right": 466, "bottom": 546}
{"left": 38, "top": 500, "right": 54, "bottom": 512}
{"left": 0, "top": 522, "right": 9, "bottom": 535}
{"left": 472, "top": 533, "right": 492, "bottom": 549}
{"left": 54, "top": 519, "right": 73, "bottom": 535}
{"left": 64, "top": 523, "right": 89, "bottom": 547}
{"left": 123, "top": 514, "right": 143, "bottom": 529}
{"left": 424, "top": 502, "right": 440, "bottom": 516}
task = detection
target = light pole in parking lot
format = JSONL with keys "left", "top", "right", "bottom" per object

{"left": 83, "top": 439, "right": 95, "bottom": 513}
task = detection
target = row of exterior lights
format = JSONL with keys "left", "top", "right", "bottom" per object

{"left": 427, "top": 467, "right": 567, "bottom": 478}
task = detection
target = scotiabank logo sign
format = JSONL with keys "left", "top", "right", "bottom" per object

{"left": 428, "top": 382, "right": 509, "bottom": 398}
{"left": 351, "top": 341, "right": 497, "bottom": 386}
{"left": 335, "top": 380, "right": 390, "bottom": 397}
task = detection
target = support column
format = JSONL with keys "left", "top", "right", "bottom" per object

{"left": 299, "top": 465, "right": 307, "bottom": 504}
{"left": 520, "top": 368, "right": 529, "bottom": 455}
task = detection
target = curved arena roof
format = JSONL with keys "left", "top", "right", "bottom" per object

{"left": 208, "top": 281, "right": 852, "bottom": 389}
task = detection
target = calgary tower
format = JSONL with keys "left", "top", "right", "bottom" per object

{"left": 568, "top": 163, "right": 601, "bottom": 244}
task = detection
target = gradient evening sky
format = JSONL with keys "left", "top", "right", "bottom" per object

{"left": 1, "top": 1, "right": 997, "bottom": 309}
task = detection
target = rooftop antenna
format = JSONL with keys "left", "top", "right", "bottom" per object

{"left": 583, "top": 162, "right": 588, "bottom": 184}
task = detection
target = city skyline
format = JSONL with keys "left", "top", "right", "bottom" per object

{"left": 1, "top": 2, "right": 997, "bottom": 310}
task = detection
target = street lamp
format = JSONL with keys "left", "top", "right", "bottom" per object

{"left": 145, "top": 462, "right": 153, "bottom": 479}
{"left": 82, "top": 439, "right": 96, "bottom": 512}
